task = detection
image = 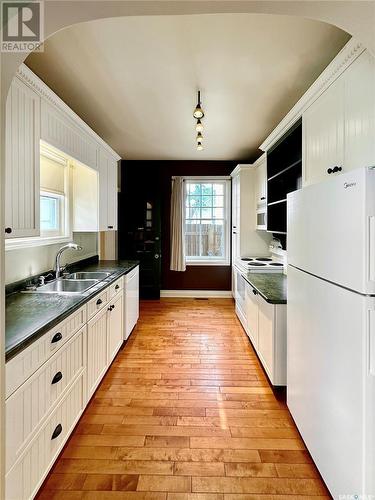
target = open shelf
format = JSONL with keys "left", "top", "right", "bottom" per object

{"left": 266, "top": 119, "right": 302, "bottom": 238}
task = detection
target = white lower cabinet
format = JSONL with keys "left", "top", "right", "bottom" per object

{"left": 243, "top": 281, "right": 287, "bottom": 386}
{"left": 6, "top": 372, "right": 85, "bottom": 500}
{"left": 108, "top": 291, "right": 124, "bottom": 364}
{"left": 5, "top": 274, "right": 130, "bottom": 499}
{"left": 87, "top": 306, "right": 109, "bottom": 401}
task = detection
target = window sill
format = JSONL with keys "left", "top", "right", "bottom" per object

{"left": 186, "top": 260, "right": 230, "bottom": 267}
{"left": 5, "top": 235, "right": 72, "bottom": 251}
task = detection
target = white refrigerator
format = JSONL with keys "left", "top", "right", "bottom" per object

{"left": 287, "top": 166, "right": 375, "bottom": 499}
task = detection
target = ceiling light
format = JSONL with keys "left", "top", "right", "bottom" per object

{"left": 193, "top": 90, "right": 204, "bottom": 119}
{"left": 196, "top": 132, "right": 203, "bottom": 142}
{"left": 195, "top": 119, "right": 203, "bottom": 133}
{"left": 197, "top": 143, "right": 203, "bottom": 151}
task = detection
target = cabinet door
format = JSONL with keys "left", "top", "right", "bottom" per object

{"left": 107, "top": 291, "right": 123, "bottom": 364}
{"left": 245, "top": 285, "right": 259, "bottom": 350}
{"left": 107, "top": 159, "right": 118, "bottom": 231}
{"left": 303, "top": 77, "right": 344, "bottom": 187}
{"left": 5, "top": 78, "right": 40, "bottom": 238}
{"left": 344, "top": 51, "right": 375, "bottom": 170}
{"left": 257, "top": 297, "right": 275, "bottom": 382}
{"left": 98, "top": 149, "right": 109, "bottom": 231}
{"left": 255, "top": 159, "right": 267, "bottom": 206}
{"left": 87, "top": 307, "right": 108, "bottom": 400}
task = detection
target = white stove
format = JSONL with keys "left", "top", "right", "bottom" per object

{"left": 237, "top": 256, "right": 285, "bottom": 273}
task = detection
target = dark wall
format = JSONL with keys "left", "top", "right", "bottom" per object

{"left": 119, "top": 161, "right": 237, "bottom": 291}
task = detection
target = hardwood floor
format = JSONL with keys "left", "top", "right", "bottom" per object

{"left": 36, "top": 298, "right": 330, "bottom": 499}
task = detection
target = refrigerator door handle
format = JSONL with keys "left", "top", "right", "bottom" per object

{"left": 369, "top": 309, "right": 375, "bottom": 376}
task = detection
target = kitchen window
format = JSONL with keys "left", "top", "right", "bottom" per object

{"left": 185, "top": 178, "right": 231, "bottom": 266}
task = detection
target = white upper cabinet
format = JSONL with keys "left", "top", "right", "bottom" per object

{"left": 344, "top": 51, "right": 375, "bottom": 170}
{"left": 99, "top": 148, "right": 118, "bottom": 232}
{"left": 303, "top": 77, "right": 345, "bottom": 186}
{"left": 303, "top": 50, "right": 375, "bottom": 186}
{"left": 41, "top": 100, "right": 98, "bottom": 171}
{"left": 254, "top": 155, "right": 267, "bottom": 207}
{"left": 5, "top": 78, "right": 41, "bottom": 239}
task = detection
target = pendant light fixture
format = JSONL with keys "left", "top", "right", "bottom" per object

{"left": 193, "top": 90, "right": 204, "bottom": 119}
{"left": 194, "top": 90, "right": 204, "bottom": 151}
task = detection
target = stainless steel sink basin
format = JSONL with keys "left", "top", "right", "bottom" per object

{"left": 28, "top": 279, "right": 98, "bottom": 294}
{"left": 66, "top": 272, "right": 111, "bottom": 280}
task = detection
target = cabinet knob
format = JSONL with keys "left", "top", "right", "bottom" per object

{"left": 260, "top": 197, "right": 266, "bottom": 200}
{"left": 4, "top": 227, "right": 12, "bottom": 234}
{"left": 51, "top": 332, "right": 62, "bottom": 344}
{"left": 108, "top": 225, "right": 114, "bottom": 229}
{"left": 96, "top": 298, "right": 103, "bottom": 306}
{"left": 115, "top": 284, "right": 120, "bottom": 290}
{"left": 327, "top": 168, "right": 333, "bottom": 174}
{"left": 51, "top": 371, "right": 63, "bottom": 385}
{"left": 51, "top": 423, "right": 63, "bottom": 440}
{"left": 252, "top": 289, "right": 258, "bottom": 295}
{"left": 154, "top": 254, "right": 160, "bottom": 259}
{"left": 332, "top": 166, "right": 342, "bottom": 173}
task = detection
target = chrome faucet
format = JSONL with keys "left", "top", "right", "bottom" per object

{"left": 54, "top": 242, "right": 83, "bottom": 278}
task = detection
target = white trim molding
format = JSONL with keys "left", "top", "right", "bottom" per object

{"left": 17, "top": 64, "right": 121, "bottom": 161}
{"left": 259, "top": 38, "right": 365, "bottom": 152}
{"left": 230, "top": 163, "right": 252, "bottom": 177}
{"left": 160, "top": 290, "right": 233, "bottom": 298}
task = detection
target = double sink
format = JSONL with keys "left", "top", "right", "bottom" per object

{"left": 25, "top": 271, "right": 112, "bottom": 295}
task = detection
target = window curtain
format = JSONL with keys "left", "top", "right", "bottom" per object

{"left": 170, "top": 177, "right": 186, "bottom": 272}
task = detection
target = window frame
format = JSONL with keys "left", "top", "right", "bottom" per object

{"left": 183, "top": 176, "right": 231, "bottom": 267}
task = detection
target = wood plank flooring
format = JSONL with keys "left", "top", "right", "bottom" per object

{"left": 36, "top": 298, "right": 330, "bottom": 500}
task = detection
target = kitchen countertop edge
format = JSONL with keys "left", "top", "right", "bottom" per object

{"left": 242, "top": 272, "right": 287, "bottom": 305}
{"left": 5, "top": 260, "right": 139, "bottom": 362}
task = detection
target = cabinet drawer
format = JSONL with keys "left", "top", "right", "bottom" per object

{"left": 6, "top": 326, "right": 86, "bottom": 473}
{"left": 87, "top": 288, "right": 109, "bottom": 320}
{"left": 109, "top": 277, "right": 123, "bottom": 299}
{"left": 6, "top": 372, "right": 84, "bottom": 500}
{"left": 6, "top": 305, "right": 86, "bottom": 398}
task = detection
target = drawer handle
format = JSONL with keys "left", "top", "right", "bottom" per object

{"left": 115, "top": 284, "right": 120, "bottom": 290}
{"left": 252, "top": 289, "right": 258, "bottom": 295}
{"left": 51, "top": 423, "right": 62, "bottom": 440}
{"left": 51, "top": 371, "right": 63, "bottom": 385}
{"left": 108, "top": 305, "right": 113, "bottom": 311}
{"left": 327, "top": 168, "right": 333, "bottom": 174}
{"left": 108, "top": 225, "right": 114, "bottom": 229}
{"left": 260, "top": 197, "right": 266, "bottom": 200}
{"left": 96, "top": 298, "right": 103, "bottom": 306}
{"left": 51, "top": 332, "right": 62, "bottom": 344}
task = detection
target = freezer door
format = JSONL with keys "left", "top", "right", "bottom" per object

{"left": 287, "top": 166, "right": 375, "bottom": 294}
{"left": 287, "top": 265, "right": 374, "bottom": 498}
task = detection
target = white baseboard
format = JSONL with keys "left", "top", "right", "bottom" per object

{"left": 160, "top": 289, "right": 233, "bottom": 298}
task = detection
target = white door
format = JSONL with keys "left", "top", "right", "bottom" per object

{"left": 303, "top": 77, "right": 344, "bottom": 186}
{"left": 125, "top": 266, "right": 139, "bottom": 339}
{"left": 87, "top": 307, "right": 108, "bottom": 399}
{"left": 287, "top": 265, "right": 374, "bottom": 498}
{"left": 257, "top": 296, "right": 274, "bottom": 382}
{"left": 287, "top": 166, "right": 375, "bottom": 295}
{"left": 5, "top": 78, "right": 41, "bottom": 238}
{"left": 343, "top": 51, "right": 375, "bottom": 170}
{"left": 245, "top": 283, "right": 259, "bottom": 349}
{"left": 107, "top": 291, "right": 123, "bottom": 363}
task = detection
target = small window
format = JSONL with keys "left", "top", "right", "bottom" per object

{"left": 40, "top": 192, "right": 64, "bottom": 236}
{"left": 185, "top": 179, "right": 230, "bottom": 266}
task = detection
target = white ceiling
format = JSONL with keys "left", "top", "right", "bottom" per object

{"left": 26, "top": 14, "right": 350, "bottom": 161}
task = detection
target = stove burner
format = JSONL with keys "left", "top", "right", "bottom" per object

{"left": 255, "top": 257, "right": 272, "bottom": 261}
{"left": 241, "top": 258, "right": 254, "bottom": 261}
{"left": 269, "top": 262, "right": 283, "bottom": 266}
{"left": 248, "top": 262, "right": 266, "bottom": 266}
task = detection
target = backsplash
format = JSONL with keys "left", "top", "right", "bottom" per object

{"left": 5, "top": 233, "right": 98, "bottom": 284}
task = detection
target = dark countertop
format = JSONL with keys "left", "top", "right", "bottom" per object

{"left": 5, "top": 260, "right": 139, "bottom": 362}
{"left": 242, "top": 272, "right": 287, "bottom": 305}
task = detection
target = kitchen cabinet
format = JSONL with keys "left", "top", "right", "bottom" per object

{"left": 255, "top": 154, "right": 267, "bottom": 207}
{"left": 99, "top": 148, "right": 118, "bottom": 231}
{"left": 243, "top": 280, "right": 286, "bottom": 386}
{"left": 5, "top": 77, "right": 41, "bottom": 239}
{"left": 303, "top": 50, "right": 375, "bottom": 186}
{"left": 107, "top": 291, "right": 124, "bottom": 363}
{"left": 231, "top": 165, "right": 271, "bottom": 266}
{"left": 124, "top": 266, "right": 139, "bottom": 339}
{"left": 87, "top": 306, "right": 108, "bottom": 400}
